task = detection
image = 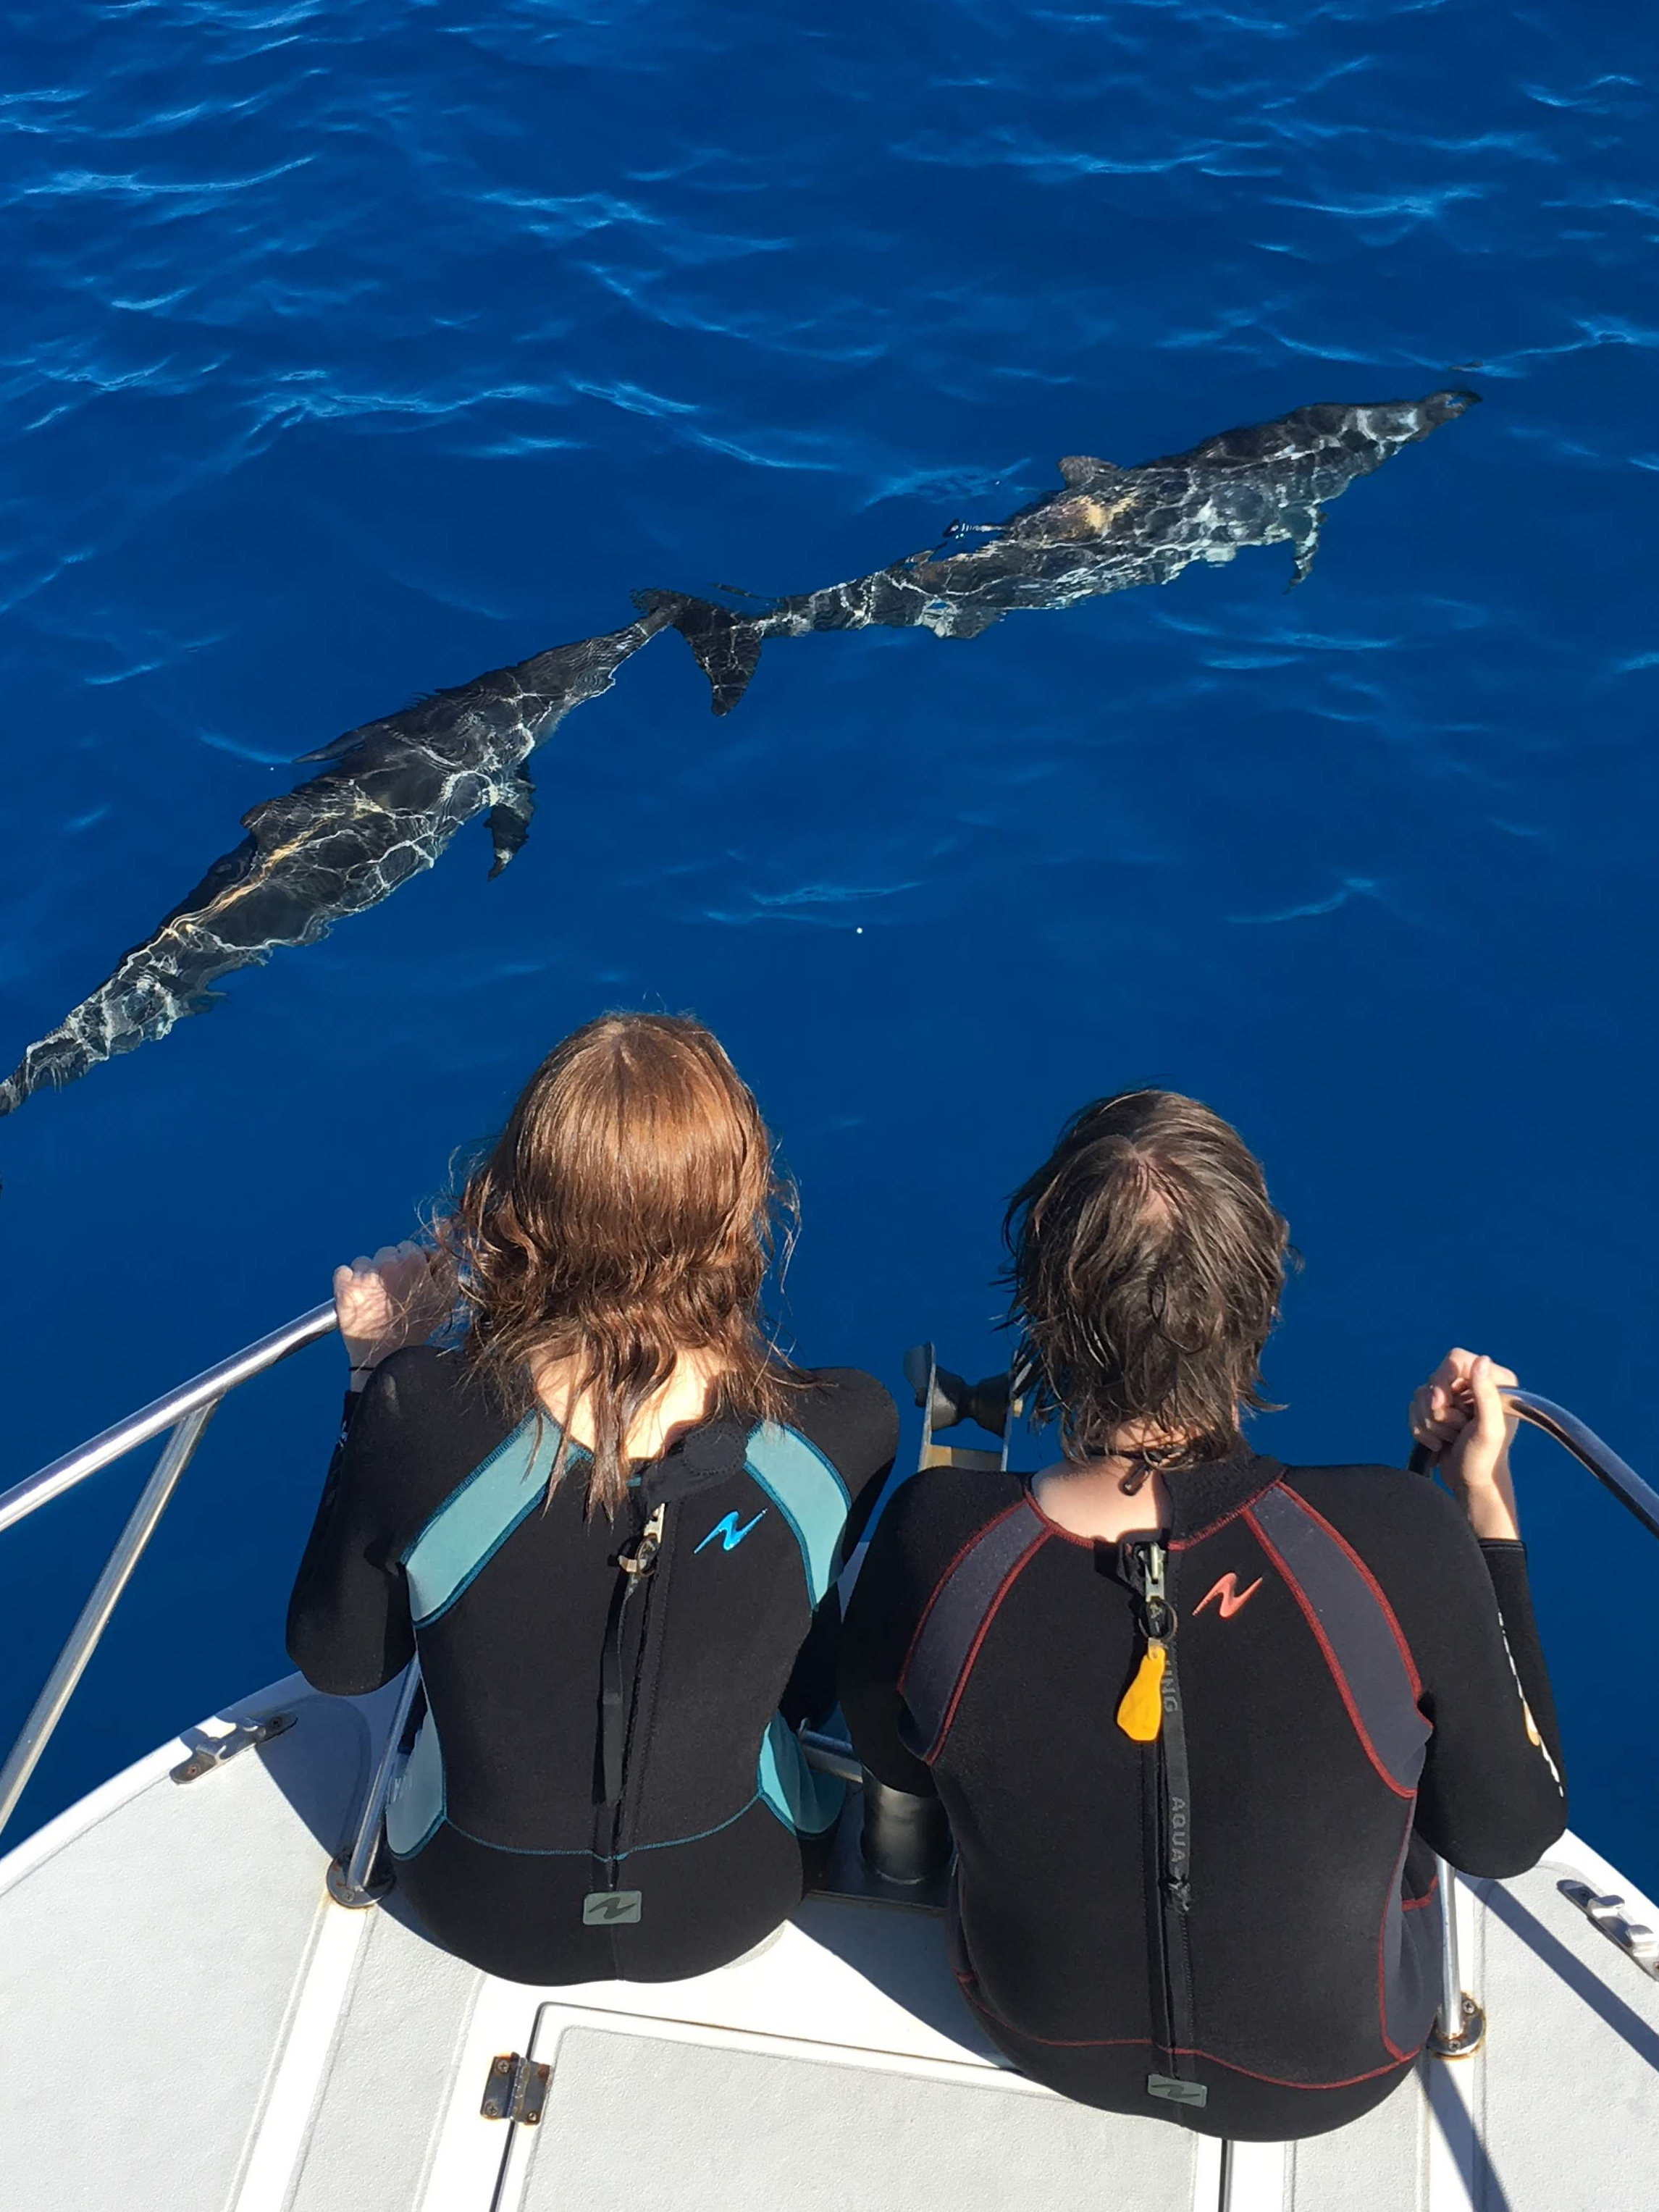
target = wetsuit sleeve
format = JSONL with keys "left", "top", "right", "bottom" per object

{"left": 286, "top": 1366, "right": 416, "bottom": 1697}
{"left": 805, "top": 1367, "right": 900, "bottom": 1553}
{"left": 1477, "top": 1540, "right": 1563, "bottom": 1774}
{"left": 839, "top": 1474, "right": 941, "bottom": 1799}
{"left": 1403, "top": 1492, "right": 1566, "bottom": 1877}
{"left": 777, "top": 1368, "right": 899, "bottom": 1729}
{"left": 780, "top": 1599, "right": 842, "bottom": 1729}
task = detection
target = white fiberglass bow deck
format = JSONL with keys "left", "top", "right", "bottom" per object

{"left": 1, "top": 1316, "right": 1657, "bottom": 2212}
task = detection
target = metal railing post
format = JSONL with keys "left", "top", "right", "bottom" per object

{"left": 0, "top": 1402, "right": 218, "bottom": 1846}
{"left": 327, "top": 1662, "right": 425, "bottom": 1909}
{"left": 1427, "top": 1855, "right": 1484, "bottom": 2056}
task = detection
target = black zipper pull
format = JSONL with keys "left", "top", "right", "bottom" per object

{"left": 618, "top": 1502, "right": 665, "bottom": 1578}
{"left": 598, "top": 1505, "right": 667, "bottom": 1814}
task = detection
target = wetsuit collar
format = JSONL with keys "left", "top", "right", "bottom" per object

{"left": 637, "top": 1417, "right": 754, "bottom": 1504}
{"left": 1162, "top": 1442, "right": 1283, "bottom": 1547}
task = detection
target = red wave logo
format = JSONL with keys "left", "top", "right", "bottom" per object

{"left": 1195, "top": 1571, "right": 1263, "bottom": 1620}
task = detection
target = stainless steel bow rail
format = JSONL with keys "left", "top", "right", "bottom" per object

{"left": 0, "top": 1301, "right": 338, "bottom": 1847}
{"left": 1415, "top": 1388, "right": 1659, "bottom": 2054}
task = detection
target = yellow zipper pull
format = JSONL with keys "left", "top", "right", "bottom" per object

{"left": 1117, "top": 1639, "right": 1167, "bottom": 1741}
{"left": 1117, "top": 1541, "right": 1171, "bottom": 1744}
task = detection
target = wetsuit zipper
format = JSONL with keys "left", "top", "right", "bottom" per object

{"left": 1125, "top": 1539, "right": 1200, "bottom": 2103}
{"left": 593, "top": 1501, "right": 666, "bottom": 1968}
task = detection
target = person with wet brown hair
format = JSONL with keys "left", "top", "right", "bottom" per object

{"left": 1002, "top": 1088, "right": 1291, "bottom": 1473}
{"left": 288, "top": 1013, "right": 896, "bottom": 1985}
{"left": 842, "top": 1088, "right": 1563, "bottom": 2141}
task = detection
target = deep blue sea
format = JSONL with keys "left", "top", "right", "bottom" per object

{"left": 1, "top": 1, "right": 1654, "bottom": 1886}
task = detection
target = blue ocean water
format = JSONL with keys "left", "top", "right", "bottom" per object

{"left": 1, "top": 0, "right": 1654, "bottom": 1885}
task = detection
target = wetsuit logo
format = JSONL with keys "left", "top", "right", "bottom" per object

{"left": 1195, "top": 1572, "right": 1263, "bottom": 1620}
{"left": 1146, "top": 2074, "right": 1208, "bottom": 2107}
{"left": 695, "top": 1508, "right": 768, "bottom": 1555}
{"left": 581, "top": 1890, "right": 643, "bottom": 1925}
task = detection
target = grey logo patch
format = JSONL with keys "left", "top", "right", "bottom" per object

{"left": 1146, "top": 2074, "right": 1208, "bottom": 2107}
{"left": 581, "top": 1889, "right": 642, "bottom": 1925}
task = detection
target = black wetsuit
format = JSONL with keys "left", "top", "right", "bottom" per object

{"left": 287, "top": 1347, "right": 896, "bottom": 1985}
{"left": 841, "top": 1445, "right": 1566, "bottom": 2141}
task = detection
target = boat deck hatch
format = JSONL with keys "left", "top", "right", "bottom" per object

{"left": 511, "top": 2021, "right": 1197, "bottom": 2212}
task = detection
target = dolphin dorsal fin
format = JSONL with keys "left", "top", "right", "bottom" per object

{"left": 1057, "top": 454, "right": 1123, "bottom": 489}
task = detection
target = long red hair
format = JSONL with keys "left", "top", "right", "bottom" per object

{"left": 439, "top": 1013, "right": 802, "bottom": 1513}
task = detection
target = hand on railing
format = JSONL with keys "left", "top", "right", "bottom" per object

{"left": 1409, "top": 1348, "right": 1522, "bottom": 1542}
{"left": 335, "top": 1242, "right": 455, "bottom": 1388}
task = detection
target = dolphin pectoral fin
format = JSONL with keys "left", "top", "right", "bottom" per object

{"left": 944, "top": 604, "right": 1002, "bottom": 639}
{"left": 486, "top": 770, "right": 536, "bottom": 879}
{"left": 295, "top": 727, "right": 371, "bottom": 765}
{"left": 1286, "top": 506, "right": 1322, "bottom": 589}
{"left": 1057, "top": 455, "right": 1124, "bottom": 489}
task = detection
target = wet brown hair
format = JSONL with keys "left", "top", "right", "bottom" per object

{"left": 1002, "top": 1090, "right": 1292, "bottom": 1468}
{"left": 437, "top": 1013, "right": 802, "bottom": 1513}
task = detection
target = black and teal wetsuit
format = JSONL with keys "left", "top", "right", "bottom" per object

{"left": 841, "top": 1445, "right": 1566, "bottom": 2141}
{"left": 287, "top": 1346, "right": 896, "bottom": 1985}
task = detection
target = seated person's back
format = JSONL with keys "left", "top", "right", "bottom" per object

{"left": 288, "top": 1013, "right": 896, "bottom": 1985}
{"left": 842, "top": 1089, "right": 1564, "bottom": 2141}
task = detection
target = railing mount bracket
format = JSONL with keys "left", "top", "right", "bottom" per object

{"left": 169, "top": 1712, "right": 296, "bottom": 1786}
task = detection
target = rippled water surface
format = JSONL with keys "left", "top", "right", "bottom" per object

{"left": 2, "top": 1, "right": 1655, "bottom": 1878}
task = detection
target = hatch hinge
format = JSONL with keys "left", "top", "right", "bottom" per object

{"left": 1558, "top": 1880, "right": 1659, "bottom": 1981}
{"left": 480, "top": 2051, "right": 550, "bottom": 2126}
{"left": 169, "top": 1712, "right": 296, "bottom": 1785}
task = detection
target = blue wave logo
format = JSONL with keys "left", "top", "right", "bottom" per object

{"left": 695, "top": 1508, "right": 767, "bottom": 1555}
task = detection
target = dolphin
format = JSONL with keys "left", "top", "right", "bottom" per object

{"left": 0, "top": 614, "right": 666, "bottom": 1119}
{"left": 637, "top": 390, "right": 1480, "bottom": 713}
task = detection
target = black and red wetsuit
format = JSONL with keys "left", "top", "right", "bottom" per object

{"left": 841, "top": 1444, "right": 1565, "bottom": 2141}
{"left": 287, "top": 1345, "right": 896, "bottom": 1985}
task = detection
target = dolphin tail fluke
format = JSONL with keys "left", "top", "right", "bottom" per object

{"left": 632, "top": 589, "right": 763, "bottom": 715}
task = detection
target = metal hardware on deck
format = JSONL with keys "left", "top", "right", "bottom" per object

{"left": 1426, "top": 1861, "right": 1481, "bottom": 2056}
{"left": 1558, "top": 1880, "right": 1659, "bottom": 1981}
{"left": 904, "top": 1342, "right": 1020, "bottom": 1477}
{"left": 170, "top": 1712, "right": 295, "bottom": 1785}
{"left": 1424, "top": 1833, "right": 1484, "bottom": 2060}
{"left": 861, "top": 1775, "right": 952, "bottom": 1885}
{"left": 919, "top": 1444, "right": 1004, "bottom": 1473}
{"left": 1428, "top": 1993, "right": 1487, "bottom": 2058}
{"left": 799, "top": 1731, "right": 862, "bottom": 1786}
{"left": 480, "top": 2052, "right": 550, "bottom": 2125}
{"left": 328, "top": 1662, "right": 426, "bottom": 1910}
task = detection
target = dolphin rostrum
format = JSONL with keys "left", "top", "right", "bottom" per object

{"left": 0, "top": 614, "right": 665, "bottom": 1119}
{"left": 636, "top": 390, "right": 1480, "bottom": 714}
